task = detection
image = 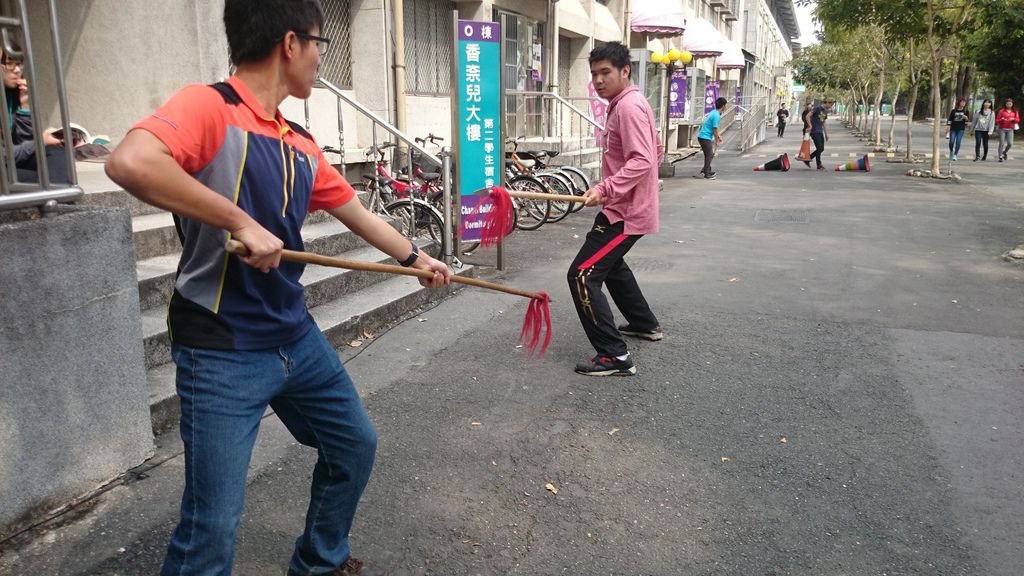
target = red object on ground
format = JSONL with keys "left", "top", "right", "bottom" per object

{"left": 478, "top": 186, "right": 514, "bottom": 248}
{"left": 518, "top": 291, "right": 552, "bottom": 357}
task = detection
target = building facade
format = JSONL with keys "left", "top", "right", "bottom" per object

{"left": 21, "top": 0, "right": 798, "bottom": 163}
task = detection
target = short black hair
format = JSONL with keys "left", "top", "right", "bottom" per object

{"left": 589, "top": 42, "right": 631, "bottom": 78}
{"left": 715, "top": 97, "right": 728, "bottom": 110}
{"left": 224, "top": 0, "right": 325, "bottom": 66}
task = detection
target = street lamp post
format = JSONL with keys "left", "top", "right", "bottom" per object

{"left": 651, "top": 49, "right": 693, "bottom": 176}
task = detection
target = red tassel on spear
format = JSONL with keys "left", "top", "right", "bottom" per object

{"left": 477, "top": 186, "right": 514, "bottom": 248}
{"left": 477, "top": 185, "right": 588, "bottom": 248}
{"left": 225, "top": 240, "right": 553, "bottom": 356}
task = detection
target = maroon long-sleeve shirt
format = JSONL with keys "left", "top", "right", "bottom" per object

{"left": 593, "top": 84, "right": 662, "bottom": 235}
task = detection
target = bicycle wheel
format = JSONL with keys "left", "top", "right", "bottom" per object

{"left": 535, "top": 170, "right": 575, "bottom": 224}
{"left": 556, "top": 165, "right": 591, "bottom": 213}
{"left": 507, "top": 174, "right": 550, "bottom": 231}
{"left": 383, "top": 198, "right": 447, "bottom": 256}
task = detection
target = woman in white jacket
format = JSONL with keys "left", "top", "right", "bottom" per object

{"left": 972, "top": 99, "right": 995, "bottom": 161}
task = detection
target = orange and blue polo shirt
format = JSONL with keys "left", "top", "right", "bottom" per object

{"left": 133, "top": 76, "right": 354, "bottom": 350}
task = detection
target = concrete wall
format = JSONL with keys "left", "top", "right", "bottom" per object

{"left": 0, "top": 206, "right": 153, "bottom": 538}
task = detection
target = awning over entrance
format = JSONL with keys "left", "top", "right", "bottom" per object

{"left": 681, "top": 17, "right": 724, "bottom": 58}
{"left": 631, "top": 0, "right": 685, "bottom": 37}
{"left": 717, "top": 40, "right": 745, "bottom": 69}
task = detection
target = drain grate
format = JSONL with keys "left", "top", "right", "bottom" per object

{"left": 754, "top": 209, "right": 810, "bottom": 224}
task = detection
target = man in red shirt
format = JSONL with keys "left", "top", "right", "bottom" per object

{"left": 569, "top": 42, "right": 662, "bottom": 377}
{"left": 105, "top": 1, "right": 450, "bottom": 574}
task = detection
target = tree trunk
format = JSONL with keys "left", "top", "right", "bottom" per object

{"left": 906, "top": 39, "right": 918, "bottom": 161}
{"left": 931, "top": 54, "right": 943, "bottom": 174}
{"left": 889, "top": 76, "right": 902, "bottom": 148}
{"left": 945, "top": 58, "right": 957, "bottom": 114}
{"left": 906, "top": 89, "right": 917, "bottom": 160}
{"left": 861, "top": 92, "right": 870, "bottom": 134}
{"left": 927, "top": 0, "right": 943, "bottom": 174}
{"left": 874, "top": 58, "right": 887, "bottom": 146}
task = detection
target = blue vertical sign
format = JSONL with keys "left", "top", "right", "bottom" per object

{"left": 456, "top": 20, "right": 501, "bottom": 241}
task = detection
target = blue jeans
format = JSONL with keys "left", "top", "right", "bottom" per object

{"left": 161, "top": 327, "right": 377, "bottom": 576}
{"left": 949, "top": 128, "right": 965, "bottom": 155}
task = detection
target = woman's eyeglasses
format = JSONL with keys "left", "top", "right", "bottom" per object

{"left": 294, "top": 32, "right": 330, "bottom": 57}
{"left": 1, "top": 60, "right": 23, "bottom": 71}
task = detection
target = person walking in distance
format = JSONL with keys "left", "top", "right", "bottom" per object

{"left": 569, "top": 41, "right": 662, "bottom": 377}
{"left": 972, "top": 98, "right": 995, "bottom": 161}
{"left": 807, "top": 97, "right": 833, "bottom": 170}
{"left": 104, "top": 1, "right": 451, "bottom": 574}
{"left": 696, "top": 97, "right": 727, "bottom": 180}
{"left": 801, "top": 97, "right": 814, "bottom": 136}
{"left": 776, "top": 104, "right": 789, "bottom": 138}
{"left": 996, "top": 98, "right": 1020, "bottom": 162}
{"left": 946, "top": 98, "right": 970, "bottom": 161}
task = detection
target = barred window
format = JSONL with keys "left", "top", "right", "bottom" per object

{"left": 558, "top": 36, "right": 572, "bottom": 96}
{"left": 404, "top": 0, "right": 455, "bottom": 96}
{"left": 320, "top": 0, "right": 353, "bottom": 88}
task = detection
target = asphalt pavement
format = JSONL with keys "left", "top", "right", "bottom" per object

{"left": 2, "top": 118, "right": 1022, "bottom": 576}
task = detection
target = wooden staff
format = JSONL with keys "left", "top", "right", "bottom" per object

{"left": 225, "top": 239, "right": 543, "bottom": 300}
{"left": 506, "top": 189, "right": 588, "bottom": 203}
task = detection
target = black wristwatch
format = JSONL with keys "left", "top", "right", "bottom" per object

{"left": 398, "top": 242, "right": 419, "bottom": 267}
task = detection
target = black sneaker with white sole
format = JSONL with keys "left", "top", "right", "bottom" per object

{"left": 574, "top": 355, "right": 636, "bottom": 376}
{"left": 617, "top": 324, "right": 664, "bottom": 341}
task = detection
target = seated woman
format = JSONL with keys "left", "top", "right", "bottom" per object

{"left": 3, "top": 42, "right": 71, "bottom": 184}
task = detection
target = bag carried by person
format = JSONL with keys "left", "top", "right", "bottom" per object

{"left": 796, "top": 133, "right": 811, "bottom": 161}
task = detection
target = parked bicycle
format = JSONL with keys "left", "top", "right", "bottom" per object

{"left": 505, "top": 137, "right": 576, "bottom": 224}
{"left": 341, "top": 142, "right": 448, "bottom": 257}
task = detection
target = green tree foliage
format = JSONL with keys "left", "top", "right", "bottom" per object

{"left": 964, "top": 0, "right": 1024, "bottom": 102}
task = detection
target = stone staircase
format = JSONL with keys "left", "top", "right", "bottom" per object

{"left": 75, "top": 163, "right": 473, "bottom": 434}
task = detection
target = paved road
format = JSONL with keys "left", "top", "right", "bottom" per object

{"left": 3, "top": 121, "right": 1022, "bottom": 576}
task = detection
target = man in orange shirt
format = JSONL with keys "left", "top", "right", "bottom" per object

{"left": 105, "top": 1, "right": 450, "bottom": 574}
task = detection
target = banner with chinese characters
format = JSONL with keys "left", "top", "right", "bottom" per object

{"left": 668, "top": 69, "right": 687, "bottom": 120}
{"left": 703, "top": 81, "right": 720, "bottom": 115}
{"left": 455, "top": 20, "right": 501, "bottom": 242}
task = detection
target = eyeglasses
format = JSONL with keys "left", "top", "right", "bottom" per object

{"left": 1, "top": 60, "right": 23, "bottom": 71}
{"left": 294, "top": 32, "right": 330, "bottom": 57}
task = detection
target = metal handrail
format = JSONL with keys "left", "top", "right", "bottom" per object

{"left": 738, "top": 101, "right": 767, "bottom": 152}
{"left": 0, "top": 0, "right": 82, "bottom": 211}
{"left": 506, "top": 91, "right": 604, "bottom": 131}
{"left": 314, "top": 77, "right": 441, "bottom": 168}
{"left": 504, "top": 90, "right": 604, "bottom": 176}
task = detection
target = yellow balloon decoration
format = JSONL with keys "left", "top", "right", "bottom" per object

{"left": 679, "top": 50, "right": 693, "bottom": 65}
{"left": 650, "top": 52, "right": 664, "bottom": 64}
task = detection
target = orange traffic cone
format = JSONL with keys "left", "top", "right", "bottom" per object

{"left": 796, "top": 135, "right": 811, "bottom": 161}
{"left": 836, "top": 154, "right": 870, "bottom": 172}
{"left": 754, "top": 153, "right": 791, "bottom": 172}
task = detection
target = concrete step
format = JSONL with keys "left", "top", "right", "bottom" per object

{"left": 139, "top": 241, "right": 430, "bottom": 370}
{"left": 132, "top": 212, "right": 179, "bottom": 262}
{"left": 135, "top": 217, "right": 400, "bottom": 312}
{"left": 146, "top": 266, "right": 475, "bottom": 433}
{"left": 79, "top": 188, "right": 165, "bottom": 218}
{"left": 131, "top": 208, "right": 346, "bottom": 262}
